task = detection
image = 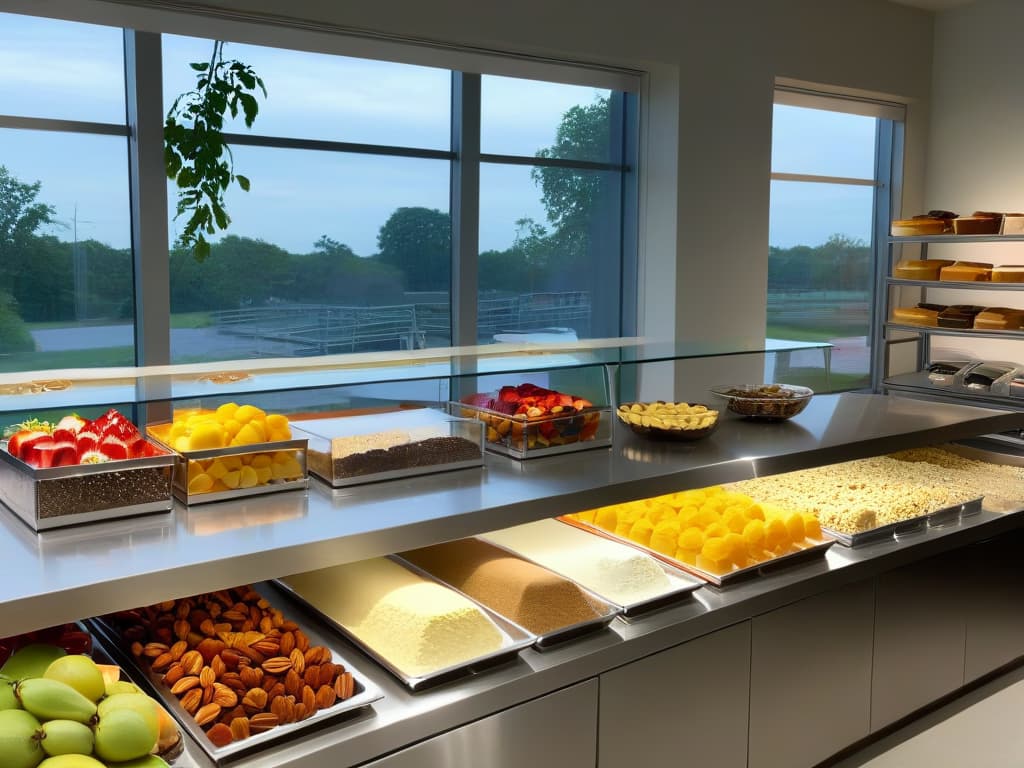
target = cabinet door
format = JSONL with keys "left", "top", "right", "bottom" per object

{"left": 871, "top": 551, "right": 967, "bottom": 731}
{"left": 749, "top": 579, "right": 874, "bottom": 768}
{"left": 362, "top": 680, "right": 598, "bottom": 768}
{"left": 963, "top": 531, "right": 1024, "bottom": 682}
{"left": 599, "top": 621, "right": 751, "bottom": 768}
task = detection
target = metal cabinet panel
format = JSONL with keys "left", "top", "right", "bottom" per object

{"left": 963, "top": 532, "right": 1024, "bottom": 682}
{"left": 871, "top": 551, "right": 967, "bottom": 730}
{"left": 749, "top": 579, "right": 874, "bottom": 768}
{"left": 361, "top": 680, "right": 598, "bottom": 768}
{"left": 598, "top": 621, "right": 751, "bottom": 768}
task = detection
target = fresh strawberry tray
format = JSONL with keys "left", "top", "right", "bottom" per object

{"left": 0, "top": 409, "right": 175, "bottom": 531}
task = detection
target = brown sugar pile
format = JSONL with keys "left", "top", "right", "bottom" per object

{"left": 400, "top": 538, "right": 604, "bottom": 634}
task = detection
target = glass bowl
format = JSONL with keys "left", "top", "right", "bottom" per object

{"left": 615, "top": 401, "right": 719, "bottom": 441}
{"left": 709, "top": 384, "right": 813, "bottom": 421}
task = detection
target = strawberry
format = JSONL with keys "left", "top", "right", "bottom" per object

{"left": 51, "top": 441, "right": 78, "bottom": 467}
{"left": 26, "top": 439, "right": 58, "bottom": 468}
{"left": 52, "top": 414, "right": 86, "bottom": 443}
{"left": 132, "top": 440, "right": 163, "bottom": 458}
{"left": 98, "top": 436, "right": 129, "bottom": 461}
{"left": 78, "top": 449, "right": 110, "bottom": 464}
{"left": 93, "top": 408, "right": 139, "bottom": 442}
{"left": 7, "top": 430, "right": 48, "bottom": 460}
{"left": 75, "top": 429, "right": 100, "bottom": 459}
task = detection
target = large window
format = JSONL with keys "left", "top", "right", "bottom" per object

{"left": 0, "top": 10, "right": 638, "bottom": 372}
{"left": 768, "top": 90, "right": 903, "bottom": 391}
{"left": 0, "top": 13, "right": 133, "bottom": 372}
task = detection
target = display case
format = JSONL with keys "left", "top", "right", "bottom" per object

{"left": 0, "top": 342, "right": 1021, "bottom": 768}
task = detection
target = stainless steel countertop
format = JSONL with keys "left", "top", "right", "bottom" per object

{"left": 1, "top": 393, "right": 1021, "bottom": 638}
{"left": 4, "top": 393, "right": 1022, "bottom": 767}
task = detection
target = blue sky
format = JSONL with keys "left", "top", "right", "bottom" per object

{"left": 1, "top": 13, "right": 878, "bottom": 256}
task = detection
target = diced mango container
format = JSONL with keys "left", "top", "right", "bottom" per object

{"left": 448, "top": 402, "right": 611, "bottom": 459}
{"left": 147, "top": 421, "right": 307, "bottom": 505}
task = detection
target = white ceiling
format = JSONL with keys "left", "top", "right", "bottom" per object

{"left": 887, "top": 0, "right": 976, "bottom": 10}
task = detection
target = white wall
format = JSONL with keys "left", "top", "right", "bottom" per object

{"left": 922, "top": 0, "right": 1024, "bottom": 365}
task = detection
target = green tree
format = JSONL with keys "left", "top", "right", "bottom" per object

{"left": 531, "top": 95, "right": 611, "bottom": 267}
{"left": 287, "top": 236, "right": 403, "bottom": 304}
{"left": 376, "top": 207, "right": 451, "bottom": 292}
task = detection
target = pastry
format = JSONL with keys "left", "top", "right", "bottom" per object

{"left": 974, "top": 308, "right": 1024, "bottom": 330}
{"left": 991, "top": 265, "right": 1024, "bottom": 282}
{"left": 891, "top": 218, "right": 946, "bottom": 236}
{"left": 893, "top": 259, "right": 955, "bottom": 280}
{"left": 952, "top": 215, "right": 1001, "bottom": 235}
{"left": 937, "top": 305, "right": 985, "bottom": 329}
{"left": 939, "top": 261, "right": 992, "bottom": 281}
{"left": 892, "top": 303, "right": 946, "bottom": 327}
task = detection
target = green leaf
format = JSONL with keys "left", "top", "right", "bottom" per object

{"left": 239, "top": 93, "right": 258, "bottom": 127}
{"left": 189, "top": 62, "right": 209, "bottom": 71}
{"left": 235, "top": 174, "right": 250, "bottom": 191}
{"left": 193, "top": 237, "right": 210, "bottom": 262}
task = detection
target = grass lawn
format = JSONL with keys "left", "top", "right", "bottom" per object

{"left": 0, "top": 347, "right": 134, "bottom": 373}
{"left": 26, "top": 312, "right": 211, "bottom": 331}
{"left": 767, "top": 323, "right": 868, "bottom": 342}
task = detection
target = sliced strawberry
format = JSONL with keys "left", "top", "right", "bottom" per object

{"left": 51, "top": 441, "right": 78, "bottom": 467}
{"left": 52, "top": 415, "right": 86, "bottom": 443}
{"left": 103, "top": 419, "right": 140, "bottom": 443}
{"left": 75, "top": 429, "right": 100, "bottom": 458}
{"left": 98, "top": 436, "right": 129, "bottom": 461}
{"left": 27, "top": 439, "right": 58, "bottom": 468}
{"left": 133, "top": 440, "right": 163, "bottom": 458}
{"left": 7, "top": 430, "right": 48, "bottom": 460}
{"left": 78, "top": 449, "right": 110, "bottom": 464}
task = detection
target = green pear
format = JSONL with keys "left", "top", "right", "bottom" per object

{"left": 16, "top": 679, "right": 96, "bottom": 724}
{"left": 43, "top": 656, "right": 105, "bottom": 704}
{"left": 0, "top": 676, "right": 21, "bottom": 710}
{"left": 104, "top": 756, "right": 171, "bottom": 768}
{"left": 0, "top": 708, "right": 43, "bottom": 768}
{"left": 1, "top": 645, "right": 67, "bottom": 681}
{"left": 104, "top": 680, "right": 142, "bottom": 697}
{"left": 93, "top": 706, "right": 159, "bottom": 763}
{"left": 37, "top": 755, "right": 106, "bottom": 768}
{"left": 37, "top": 719, "right": 94, "bottom": 757}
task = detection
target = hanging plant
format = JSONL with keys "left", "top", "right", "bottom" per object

{"left": 164, "top": 41, "right": 266, "bottom": 262}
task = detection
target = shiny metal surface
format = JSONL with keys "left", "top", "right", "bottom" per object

{"left": 359, "top": 681, "right": 598, "bottom": 768}
{"left": 0, "top": 393, "right": 1021, "bottom": 636}
{"left": 749, "top": 579, "right": 875, "bottom": 768}
{"left": 599, "top": 622, "right": 751, "bottom": 768}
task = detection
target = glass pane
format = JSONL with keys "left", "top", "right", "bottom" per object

{"left": 0, "top": 128, "right": 134, "bottom": 372}
{"left": 0, "top": 12, "right": 126, "bottom": 124}
{"left": 478, "top": 163, "right": 621, "bottom": 342}
{"left": 482, "top": 75, "right": 613, "bottom": 162}
{"left": 771, "top": 104, "right": 877, "bottom": 179}
{"left": 167, "top": 148, "right": 451, "bottom": 363}
{"left": 162, "top": 35, "right": 451, "bottom": 150}
{"left": 768, "top": 180, "right": 874, "bottom": 389}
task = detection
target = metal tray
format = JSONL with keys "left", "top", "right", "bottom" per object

{"left": 394, "top": 546, "right": 621, "bottom": 648}
{"left": 148, "top": 431, "right": 309, "bottom": 505}
{"left": 821, "top": 497, "right": 983, "bottom": 547}
{"left": 480, "top": 520, "right": 703, "bottom": 620}
{"left": 559, "top": 516, "right": 835, "bottom": 588}
{"left": 275, "top": 556, "right": 535, "bottom": 692}
{"left": 86, "top": 581, "right": 383, "bottom": 765}
{"left": 0, "top": 439, "right": 174, "bottom": 531}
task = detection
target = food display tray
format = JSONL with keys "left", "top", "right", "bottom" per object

{"left": 147, "top": 430, "right": 308, "bottom": 505}
{"left": 398, "top": 551, "right": 621, "bottom": 648}
{"left": 86, "top": 581, "right": 383, "bottom": 765}
{"left": 0, "top": 439, "right": 174, "bottom": 531}
{"left": 822, "top": 497, "right": 984, "bottom": 547}
{"left": 291, "top": 409, "right": 485, "bottom": 488}
{"left": 559, "top": 516, "right": 835, "bottom": 588}
{"left": 275, "top": 556, "right": 535, "bottom": 692}
{"left": 446, "top": 401, "right": 611, "bottom": 459}
{"left": 482, "top": 523, "right": 703, "bottom": 620}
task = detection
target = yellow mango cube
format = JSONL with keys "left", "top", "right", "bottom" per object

{"left": 207, "top": 459, "right": 229, "bottom": 480}
{"left": 233, "top": 404, "right": 266, "bottom": 424}
{"left": 215, "top": 402, "right": 239, "bottom": 420}
{"left": 238, "top": 466, "right": 259, "bottom": 488}
{"left": 254, "top": 466, "right": 272, "bottom": 485}
{"left": 222, "top": 470, "right": 241, "bottom": 489}
{"left": 188, "top": 473, "right": 214, "bottom": 494}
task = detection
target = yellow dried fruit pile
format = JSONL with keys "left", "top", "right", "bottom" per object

{"left": 569, "top": 486, "right": 823, "bottom": 576}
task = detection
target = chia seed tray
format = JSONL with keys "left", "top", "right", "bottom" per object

{"left": 0, "top": 438, "right": 174, "bottom": 531}
{"left": 559, "top": 516, "right": 835, "bottom": 588}
{"left": 86, "top": 580, "right": 384, "bottom": 765}
{"left": 276, "top": 556, "right": 536, "bottom": 693}
{"left": 822, "top": 497, "right": 983, "bottom": 547}
{"left": 290, "top": 410, "right": 485, "bottom": 488}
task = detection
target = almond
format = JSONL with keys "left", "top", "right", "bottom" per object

{"left": 195, "top": 702, "right": 222, "bottom": 727}
{"left": 199, "top": 666, "right": 216, "bottom": 688}
{"left": 249, "top": 712, "right": 279, "bottom": 733}
{"left": 221, "top": 609, "right": 247, "bottom": 623}
{"left": 211, "top": 655, "right": 226, "bottom": 678}
{"left": 170, "top": 640, "right": 188, "bottom": 660}
{"left": 174, "top": 619, "right": 191, "bottom": 640}
{"left": 315, "top": 684, "right": 337, "bottom": 709}
{"left": 250, "top": 639, "right": 280, "bottom": 656}
{"left": 239, "top": 666, "right": 263, "bottom": 689}
{"left": 163, "top": 663, "right": 186, "bottom": 687}
{"left": 143, "top": 642, "right": 169, "bottom": 658}
{"left": 181, "top": 650, "right": 204, "bottom": 676}
{"left": 230, "top": 716, "right": 250, "bottom": 741}
{"left": 301, "top": 685, "right": 316, "bottom": 714}
{"left": 336, "top": 672, "right": 355, "bottom": 700}
{"left": 261, "top": 656, "right": 292, "bottom": 675}
{"left": 213, "top": 682, "right": 238, "bottom": 708}
{"left": 200, "top": 618, "right": 217, "bottom": 637}
{"left": 318, "top": 663, "right": 336, "bottom": 688}
{"left": 242, "top": 687, "right": 268, "bottom": 712}
{"left": 196, "top": 637, "right": 226, "bottom": 664}
{"left": 202, "top": 685, "right": 215, "bottom": 706}
{"left": 260, "top": 674, "right": 279, "bottom": 693}
{"left": 170, "top": 676, "right": 201, "bottom": 695}
{"left": 266, "top": 682, "right": 285, "bottom": 702}
{"left": 206, "top": 722, "right": 233, "bottom": 747}
{"left": 180, "top": 688, "right": 203, "bottom": 714}
{"left": 130, "top": 641, "right": 144, "bottom": 657}
{"left": 294, "top": 629, "right": 310, "bottom": 653}
{"left": 279, "top": 631, "right": 295, "bottom": 656}
{"left": 259, "top": 616, "right": 274, "bottom": 634}
{"left": 289, "top": 648, "right": 305, "bottom": 675}
{"left": 304, "top": 666, "right": 320, "bottom": 688}
{"left": 295, "top": 702, "right": 311, "bottom": 721}
{"left": 280, "top": 620, "right": 299, "bottom": 632}
{"left": 284, "top": 669, "right": 302, "bottom": 697}
{"left": 221, "top": 649, "right": 242, "bottom": 669}
{"left": 151, "top": 652, "right": 174, "bottom": 672}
